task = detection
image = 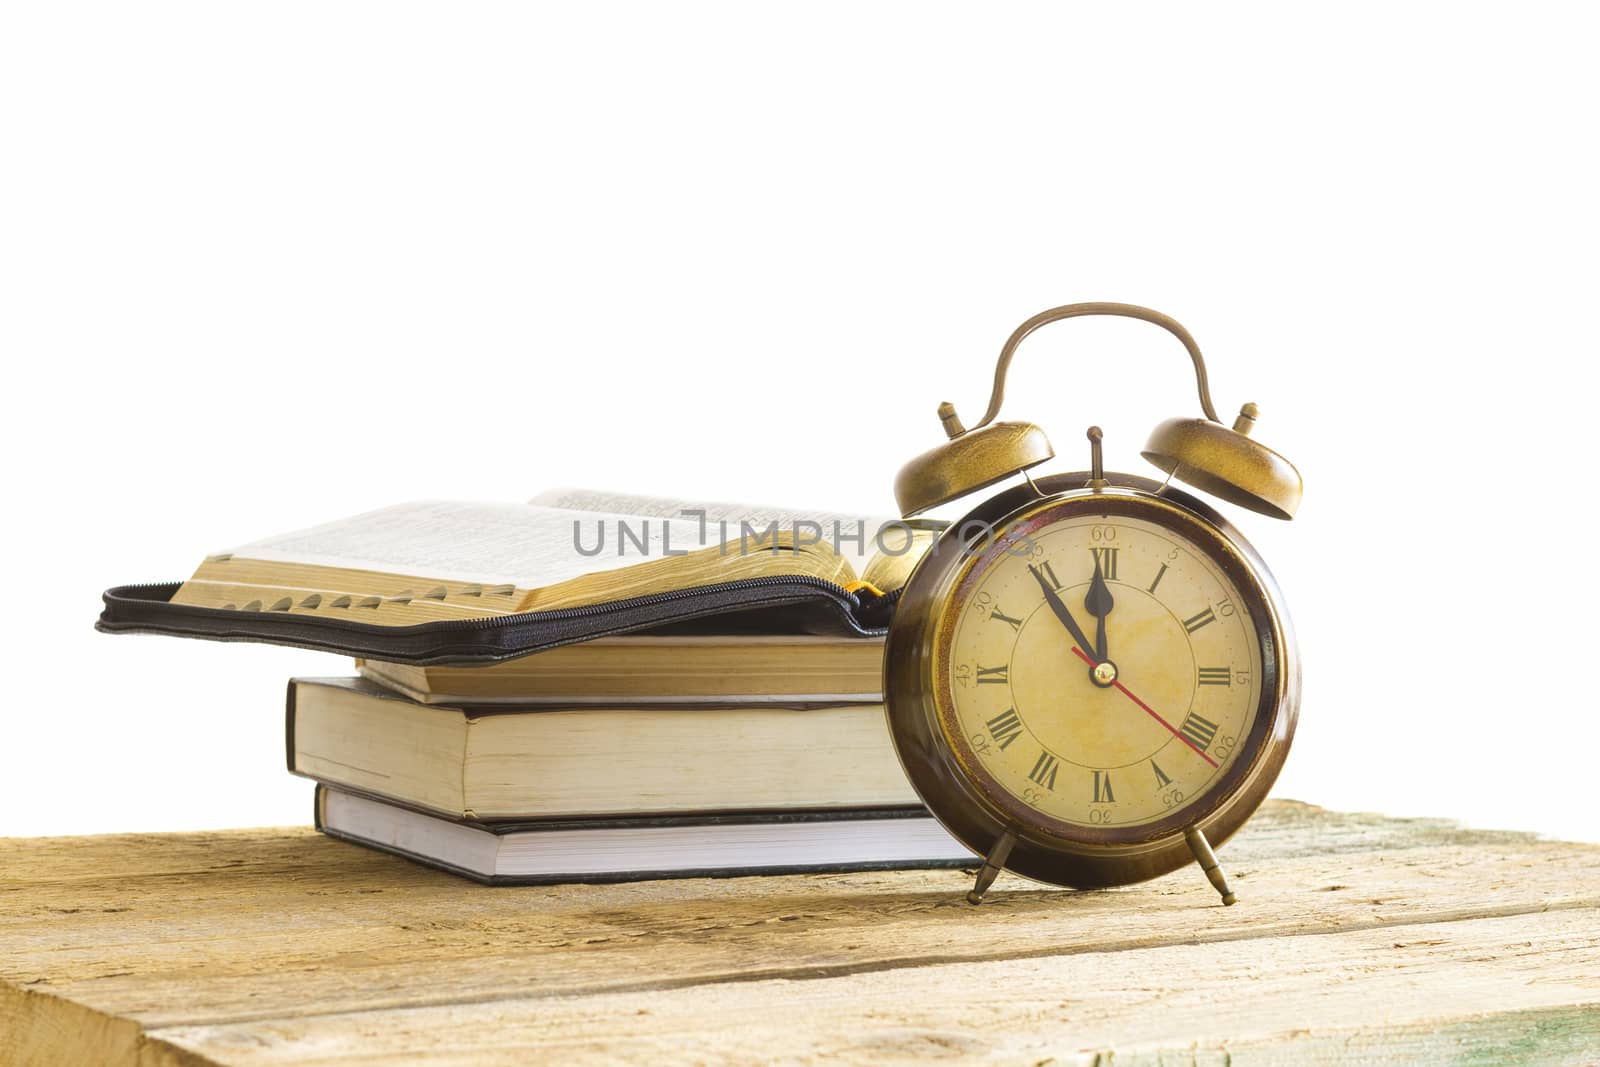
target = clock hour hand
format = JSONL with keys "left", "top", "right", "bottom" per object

{"left": 1084, "top": 553, "right": 1113, "bottom": 663}
{"left": 1028, "top": 562, "right": 1098, "bottom": 662}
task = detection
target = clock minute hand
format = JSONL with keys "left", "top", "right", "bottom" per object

{"left": 1028, "top": 562, "right": 1098, "bottom": 660}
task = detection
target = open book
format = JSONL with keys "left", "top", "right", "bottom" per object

{"left": 169, "top": 489, "right": 934, "bottom": 628}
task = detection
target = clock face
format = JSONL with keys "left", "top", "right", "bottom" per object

{"left": 933, "top": 497, "right": 1270, "bottom": 840}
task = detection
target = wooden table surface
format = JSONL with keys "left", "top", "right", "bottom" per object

{"left": 2, "top": 800, "right": 1599, "bottom": 1066}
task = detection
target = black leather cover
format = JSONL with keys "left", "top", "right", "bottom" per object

{"left": 98, "top": 578, "right": 894, "bottom": 666}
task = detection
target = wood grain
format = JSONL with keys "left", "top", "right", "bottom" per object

{"left": 3, "top": 800, "right": 1598, "bottom": 1065}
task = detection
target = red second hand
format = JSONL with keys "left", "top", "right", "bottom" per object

{"left": 1069, "top": 646, "right": 1220, "bottom": 769}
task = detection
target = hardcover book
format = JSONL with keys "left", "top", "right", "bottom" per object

{"left": 355, "top": 632, "right": 885, "bottom": 704}
{"left": 315, "top": 785, "right": 973, "bottom": 885}
{"left": 288, "top": 677, "right": 920, "bottom": 820}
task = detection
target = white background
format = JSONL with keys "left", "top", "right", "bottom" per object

{"left": 3, "top": 3, "right": 1596, "bottom": 842}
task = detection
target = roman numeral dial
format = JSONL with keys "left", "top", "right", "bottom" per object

{"left": 1180, "top": 712, "right": 1220, "bottom": 751}
{"left": 1092, "top": 770, "right": 1116, "bottom": 803}
{"left": 1029, "top": 560, "right": 1062, "bottom": 590}
{"left": 942, "top": 509, "right": 1264, "bottom": 832}
{"left": 989, "top": 606, "right": 1024, "bottom": 630}
{"left": 975, "top": 664, "right": 1009, "bottom": 685}
{"left": 986, "top": 709, "right": 1024, "bottom": 750}
{"left": 1148, "top": 562, "right": 1169, "bottom": 594}
{"left": 1028, "top": 751, "right": 1060, "bottom": 791}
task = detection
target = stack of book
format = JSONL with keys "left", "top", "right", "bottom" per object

{"left": 140, "top": 489, "right": 973, "bottom": 883}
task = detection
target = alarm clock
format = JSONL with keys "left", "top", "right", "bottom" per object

{"left": 883, "top": 302, "right": 1302, "bottom": 906}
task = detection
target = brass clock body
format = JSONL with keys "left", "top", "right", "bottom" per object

{"left": 883, "top": 471, "right": 1300, "bottom": 891}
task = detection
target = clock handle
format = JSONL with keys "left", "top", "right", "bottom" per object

{"left": 893, "top": 302, "right": 1303, "bottom": 519}
{"left": 968, "top": 300, "right": 1302, "bottom": 520}
{"left": 970, "top": 302, "right": 1222, "bottom": 431}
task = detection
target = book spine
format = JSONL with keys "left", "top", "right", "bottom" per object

{"left": 284, "top": 678, "right": 299, "bottom": 775}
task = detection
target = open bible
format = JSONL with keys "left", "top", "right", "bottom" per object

{"left": 101, "top": 490, "right": 937, "bottom": 663}
{"left": 168, "top": 489, "right": 927, "bottom": 626}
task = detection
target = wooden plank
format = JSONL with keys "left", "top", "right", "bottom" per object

{"left": 140, "top": 910, "right": 1600, "bottom": 1067}
{"left": 2, "top": 800, "right": 1598, "bottom": 1065}
{"left": 4, "top": 804, "right": 1596, "bottom": 1025}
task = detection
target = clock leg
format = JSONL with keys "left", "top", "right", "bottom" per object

{"left": 1184, "top": 827, "right": 1237, "bottom": 906}
{"left": 966, "top": 830, "right": 1017, "bottom": 905}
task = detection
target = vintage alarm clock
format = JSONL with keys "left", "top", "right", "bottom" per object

{"left": 883, "top": 302, "right": 1302, "bottom": 906}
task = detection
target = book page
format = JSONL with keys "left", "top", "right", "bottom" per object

{"left": 530, "top": 488, "right": 901, "bottom": 571}
{"left": 226, "top": 500, "right": 709, "bottom": 588}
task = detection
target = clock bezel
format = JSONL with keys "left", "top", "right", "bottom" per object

{"left": 934, "top": 492, "right": 1274, "bottom": 844}
{"left": 883, "top": 471, "right": 1300, "bottom": 890}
